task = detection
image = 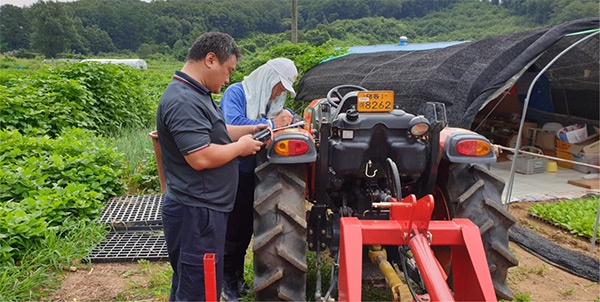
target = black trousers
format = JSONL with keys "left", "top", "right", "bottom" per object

{"left": 162, "top": 195, "right": 228, "bottom": 302}
{"left": 223, "top": 171, "right": 255, "bottom": 281}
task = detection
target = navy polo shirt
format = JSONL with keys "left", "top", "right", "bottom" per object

{"left": 156, "top": 71, "right": 238, "bottom": 212}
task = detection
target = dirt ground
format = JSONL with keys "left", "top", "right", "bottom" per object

{"left": 505, "top": 201, "right": 599, "bottom": 302}
{"left": 50, "top": 201, "right": 600, "bottom": 302}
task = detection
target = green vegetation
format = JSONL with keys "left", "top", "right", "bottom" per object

{"left": 0, "top": 219, "right": 107, "bottom": 301}
{"left": 112, "top": 247, "right": 393, "bottom": 301}
{"left": 114, "top": 125, "right": 161, "bottom": 195}
{"left": 512, "top": 292, "right": 532, "bottom": 302}
{"left": 0, "top": 128, "right": 126, "bottom": 262}
{"left": 1, "top": 0, "right": 598, "bottom": 58}
{"left": 560, "top": 288, "right": 574, "bottom": 296}
{"left": 0, "top": 38, "right": 344, "bottom": 299}
{"left": 529, "top": 195, "right": 600, "bottom": 240}
{"left": 0, "top": 62, "right": 156, "bottom": 137}
{"left": 0, "top": 61, "right": 154, "bottom": 300}
{"left": 115, "top": 260, "right": 172, "bottom": 301}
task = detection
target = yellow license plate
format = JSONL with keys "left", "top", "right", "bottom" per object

{"left": 357, "top": 91, "right": 394, "bottom": 112}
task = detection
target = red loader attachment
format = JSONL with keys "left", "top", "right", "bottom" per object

{"left": 338, "top": 194, "right": 496, "bottom": 302}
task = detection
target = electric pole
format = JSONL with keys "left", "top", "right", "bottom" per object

{"left": 291, "top": 0, "right": 298, "bottom": 44}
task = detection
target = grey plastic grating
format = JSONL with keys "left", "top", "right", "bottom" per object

{"left": 100, "top": 194, "right": 163, "bottom": 231}
{"left": 88, "top": 231, "right": 168, "bottom": 263}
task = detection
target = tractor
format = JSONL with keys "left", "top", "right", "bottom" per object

{"left": 251, "top": 85, "right": 518, "bottom": 301}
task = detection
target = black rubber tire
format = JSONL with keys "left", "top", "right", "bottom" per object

{"left": 253, "top": 162, "right": 307, "bottom": 301}
{"left": 437, "top": 163, "right": 519, "bottom": 301}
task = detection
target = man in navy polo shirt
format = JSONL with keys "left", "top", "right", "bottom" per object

{"left": 156, "top": 32, "right": 266, "bottom": 302}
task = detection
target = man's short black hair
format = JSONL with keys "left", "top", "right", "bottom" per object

{"left": 187, "top": 32, "right": 242, "bottom": 63}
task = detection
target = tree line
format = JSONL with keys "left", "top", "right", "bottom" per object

{"left": 0, "top": 0, "right": 597, "bottom": 58}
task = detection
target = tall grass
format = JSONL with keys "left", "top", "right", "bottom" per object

{"left": 115, "top": 259, "right": 172, "bottom": 301}
{"left": 112, "top": 125, "right": 161, "bottom": 194}
{"left": 113, "top": 125, "right": 156, "bottom": 172}
{"left": 0, "top": 219, "right": 108, "bottom": 301}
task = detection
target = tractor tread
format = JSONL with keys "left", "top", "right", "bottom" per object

{"left": 278, "top": 202, "right": 308, "bottom": 229}
{"left": 484, "top": 198, "right": 517, "bottom": 225}
{"left": 439, "top": 162, "right": 518, "bottom": 301}
{"left": 277, "top": 246, "right": 308, "bottom": 272}
{"left": 253, "top": 269, "right": 283, "bottom": 292}
{"left": 279, "top": 167, "right": 305, "bottom": 188}
{"left": 491, "top": 240, "right": 519, "bottom": 266}
{"left": 253, "top": 224, "right": 283, "bottom": 252}
{"left": 254, "top": 183, "right": 283, "bottom": 215}
{"left": 456, "top": 179, "right": 484, "bottom": 205}
{"left": 479, "top": 218, "right": 494, "bottom": 235}
{"left": 253, "top": 163, "right": 307, "bottom": 301}
{"left": 277, "top": 284, "right": 299, "bottom": 301}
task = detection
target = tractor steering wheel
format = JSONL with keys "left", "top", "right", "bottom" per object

{"left": 326, "top": 84, "right": 368, "bottom": 108}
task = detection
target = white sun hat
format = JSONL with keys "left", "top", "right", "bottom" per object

{"left": 266, "top": 58, "right": 298, "bottom": 97}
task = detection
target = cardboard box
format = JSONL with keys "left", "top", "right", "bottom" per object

{"left": 566, "top": 133, "right": 599, "bottom": 154}
{"left": 534, "top": 130, "right": 556, "bottom": 151}
{"left": 582, "top": 140, "right": 600, "bottom": 154}
{"left": 555, "top": 132, "right": 599, "bottom": 170}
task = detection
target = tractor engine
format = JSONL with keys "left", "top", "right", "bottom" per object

{"left": 304, "top": 87, "right": 445, "bottom": 257}
{"left": 324, "top": 106, "right": 433, "bottom": 215}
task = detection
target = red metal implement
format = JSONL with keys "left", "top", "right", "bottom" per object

{"left": 338, "top": 194, "right": 496, "bottom": 301}
{"left": 204, "top": 253, "right": 217, "bottom": 302}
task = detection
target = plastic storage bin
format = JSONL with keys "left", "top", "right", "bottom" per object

{"left": 515, "top": 147, "right": 547, "bottom": 175}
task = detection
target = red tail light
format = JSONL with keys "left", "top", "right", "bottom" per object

{"left": 274, "top": 140, "right": 310, "bottom": 156}
{"left": 456, "top": 140, "right": 491, "bottom": 156}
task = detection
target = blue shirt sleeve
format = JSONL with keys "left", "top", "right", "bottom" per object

{"left": 220, "top": 83, "right": 272, "bottom": 127}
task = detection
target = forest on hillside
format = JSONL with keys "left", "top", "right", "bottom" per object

{"left": 0, "top": 0, "right": 598, "bottom": 59}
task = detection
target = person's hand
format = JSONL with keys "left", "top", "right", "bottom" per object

{"left": 253, "top": 123, "right": 269, "bottom": 133}
{"left": 238, "top": 134, "right": 264, "bottom": 156}
{"left": 272, "top": 110, "right": 294, "bottom": 128}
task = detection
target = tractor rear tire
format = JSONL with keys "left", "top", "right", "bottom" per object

{"left": 438, "top": 163, "right": 518, "bottom": 301}
{"left": 253, "top": 162, "right": 307, "bottom": 301}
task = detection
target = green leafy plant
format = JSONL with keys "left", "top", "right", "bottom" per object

{"left": 512, "top": 292, "right": 532, "bottom": 302}
{"left": 0, "top": 62, "right": 156, "bottom": 137}
{"left": 529, "top": 195, "right": 599, "bottom": 240}
{"left": 0, "top": 128, "right": 126, "bottom": 263}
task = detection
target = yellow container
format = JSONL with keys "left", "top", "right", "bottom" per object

{"left": 546, "top": 160, "right": 558, "bottom": 172}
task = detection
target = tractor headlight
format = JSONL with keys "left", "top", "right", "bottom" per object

{"left": 409, "top": 116, "right": 430, "bottom": 136}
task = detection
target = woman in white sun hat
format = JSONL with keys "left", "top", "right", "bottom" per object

{"left": 219, "top": 57, "right": 298, "bottom": 301}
